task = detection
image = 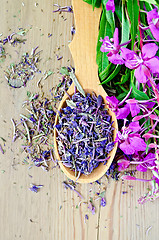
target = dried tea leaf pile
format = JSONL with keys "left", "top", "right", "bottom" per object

{"left": 55, "top": 91, "right": 115, "bottom": 178}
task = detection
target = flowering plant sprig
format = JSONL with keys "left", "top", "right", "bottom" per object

{"left": 84, "top": 0, "right": 159, "bottom": 202}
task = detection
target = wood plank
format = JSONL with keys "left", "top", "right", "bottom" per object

{"left": 0, "top": 1, "right": 159, "bottom": 240}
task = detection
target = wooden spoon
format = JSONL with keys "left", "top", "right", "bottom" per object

{"left": 54, "top": 0, "right": 118, "bottom": 183}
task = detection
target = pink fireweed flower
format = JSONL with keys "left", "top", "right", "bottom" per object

{"left": 148, "top": 143, "right": 159, "bottom": 149}
{"left": 106, "top": 91, "right": 157, "bottom": 121}
{"left": 147, "top": 7, "right": 159, "bottom": 41}
{"left": 118, "top": 152, "right": 157, "bottom": 173}
{"left": 100, "top": 28, "right": 131, "bottom": 65}
{"left": 106, "top": 0, "right": 115, "bottom": 13}
{"left": 106, "top": 95, "right": 130, "bottom": 119}
{"left": 106, "top": 95, "right": 141, "bottom": 119}
{"left": 148, "top": 143, "right": 159, "bottom": 155}
{"left": 116, "top": 121, "right": 147, "bottom": 155}
{"left": 117, "top": 158, "right": 130, "bottom": 171}
{"left": 121, "top": 43, "right": 159, "bottom": 83}
{"left": 149, "top": 114, "right": 159, "bottom": 121}
{"left": 121, "top": 175, "right": 152, "bottom": 182}
{"left": 132, "top": 104, "right": 158, "bottom": 121}
{"left": 132, "top": 152, "right": 157, "bottom": 172}
{"left": 132, "top": 103, "right": 158, "bottom": 127}
{"left": 126, "top": 99, "right": 140, "bottom": 117}
{"left": 143, "top": 132, "right": 159, "bottom": 141}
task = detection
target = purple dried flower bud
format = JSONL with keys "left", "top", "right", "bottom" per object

{"left": 88, "top": 201, "right": 95, "bottom": 215}
{"left": 29, "top": 184, "right": 43, "bottom": 193}
{"left": 101, "top": 197, "right": 106, "bottom": 207}
{"left": 97, "top": 95, "right": 103, "bottom": 108}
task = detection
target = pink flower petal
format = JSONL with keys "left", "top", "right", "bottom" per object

{"left": 147, "top": 8, "right": 158, "bottom": 24}
{"left": 106, "top": 96, "right": 119, "bottom": 107}
{"left": 108, "top": 53, "right": 124, "bottom": 65}
{"left": 116, "top": 105, "right": 130, "bottom": 119}
{"left": 106, "top": 0, "right": 115, "bottom": 13}
{"left": 145, "top": 152, "right": 156, "bottom": 163}
{"left": 142, "top": 101, "right": 156, "bottom": 109}
{"left": 149, "top": 24, "right": 159, "bottom": 41}
{"left": 126, "top": 99, "right": 138, "bottom": 104}
{"left": 100, "top": 44, "right": 110, "bottom": 53}
{"left": 149, "top": 114, "right": 159, "bottom": 121}
{"left": 134, "top": 65, "right": 147, "bottom": 83}
{"left": 121, "top": 47, "right": 140, "bottom": 69}
{"left": 113, "top": 28, "right": 119, "bottom": 47}
{"left": 129, "top": 121, "right": 141, "bottom": 132}
{"left": 119, "top": 141, "right": 135, "bottom": 155}
{"left": 136, "top": 164, "right": 147, "bottom": 172}
{"left": 129, "top": 136, "right": 147, "bottom": 152}
{"left": 147, "top": 8, "right": 159, "bottom": 41}
{"left": 142, "top": 43, "right": 158, "bottom": 59}
{"left": 143, "top": 133, "right": 154, "bottom": 140}
{"left": 145, "top": 57, "right": 159, "bottom": 74}
{"left": 117, "top": 159, "right": 130, "bottom": 171}
{"left": 121, "top": 175, "right": 137, "bottom": 180}
{"left": 128, "top": 101, "right": 140, "bottom": 117}
{"left": 132, "top": 115, "right": 143, "bottom": 121}
{"left": 121, "top": 47, "right": 135, "bottom": 59}
{"left": 148, "top": 143, "right": 157, "bottom": 148}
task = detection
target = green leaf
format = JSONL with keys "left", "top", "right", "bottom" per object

{"left": 17, "top": 28, "right": 29, "bottom": 36}
{"left": 140, "top": 0, "right": 157, "bottom": 4}
{"left": 99, "top": 63, "right": 115, "bottom": 81}
{"left": 83, "top": 0, "right": 101, "bottom": 9}
{"left": 114, "top": 69, "right": 130, "bottom": 85}
{"left": 127, "top": 0, "right": 139, "bottom": 48}
{"left": 96, "top": 7, "right": 113, "bottom": 74}
{"left": 0, "top": 137, "right": 6, "bottom": 142}
{"left": 117, "top": 92, "right": 128, "bottom": 101}
{"left": 60, "top": 67, "right": 69, "bottom": 76}
{"left": 144, "top": 1, "right": 153, "bottom": 11}
{"left": 102, "top": 0, "right": 115, "bottom": 34}
{"left": 92, "top": 0, "right": 101, "bottom": 9}
{"left": 154, "top": 109, "right": 159, "bottom": 115}
{"left": 66, "top": 100, "right": 76, "bottom": 108}
{"left": 83, "top": 0, "right": 93, "bottom": 5}
{"left": 100, "top": 65, "right": 121, "bottom": 84}
{"left": 43, "top": 70, "right": 54, "bottom": 80}
{"left": 95, "top": 0, "right": 102, "bottom": 7}
{"left": 131, "top": 81, "right": 149, "bottom": 100}
{"left": 118, "top": 85, "right": 129, "bottom": 93}
{"left": 69, "top": 71, "right": 86, "bottom": 97}
{"left": 92, "top": 0, "right": 96, "bottom": 10}
{"left": 121, "top": 2, "right": 130, "bottom": 45}
{"left": 27, "top": 91, "right": 31, "bottom": 98}
{"left": 145, "top": 28, "right": 155, "bottom": 41}
{"left": 99, "top": 191, "right": 106, "bottom": 198}
{"left": 115, "top": 4, "right": 122, "bottom": 23}
{"left": 106, "top": 11, "right": 115, "bottom": 35}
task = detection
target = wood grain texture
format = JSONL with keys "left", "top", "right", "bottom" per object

{"left": 0, "top": 1, "right": 159, "bottom": 240}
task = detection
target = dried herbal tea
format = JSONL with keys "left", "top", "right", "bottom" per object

{"left": 11, "top": 93, "right": 56, "bottom": 171}
{"left": 0, "top": 45, "right": 6, "bottom": 63}
{"left": 11, "top": 68, "right": 73, "bottom": 172}
{"left": 4, "top": 47, "right": 41, "bottom": 88}
{"left": 55, "top": 90, "right": 114, "bottom": 178}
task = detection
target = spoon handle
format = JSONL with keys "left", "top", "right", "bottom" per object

{"left": 69, "top": 0, "right": 102, "bottom": 89}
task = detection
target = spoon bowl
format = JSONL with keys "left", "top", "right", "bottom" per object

{"left": 54, "top": 0, "right": 118, "bottom": 183}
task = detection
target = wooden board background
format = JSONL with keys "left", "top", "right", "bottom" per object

{"left": 0, "top": 1, "right": 158, "bottom": 239}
